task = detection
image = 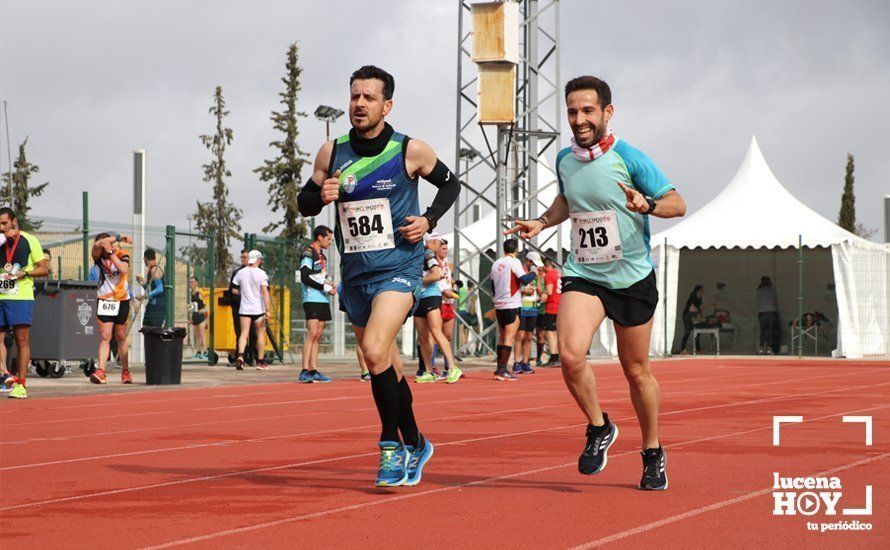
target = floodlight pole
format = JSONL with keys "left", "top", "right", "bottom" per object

{"left": 315, "top": 105, "right": 346, "bottom": 357}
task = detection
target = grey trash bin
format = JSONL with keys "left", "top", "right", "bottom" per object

{"left": 141, "top": 326, "right": 186, "bottom": 385}
{"left": 26, "top": 280, "right": 99, "bottom": 376}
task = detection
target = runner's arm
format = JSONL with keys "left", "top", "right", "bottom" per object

{"left": 504, "top": 195, "right": 570, "bottom": 239}
{"left": 262, "top": 284, "right": 273, "bottom": 319}
{"left": 297, "top": 142, "right": 335, "bottom": 217}
{"left": 422, "top": 265, "right": 441, "bottom": 285}
{"left": 398, "top": 139, "right": 461, "bottom": 241}
{"left": 21, "top": 258, "right": 49, "bottom": 279}
{"left": 300, "top": 265, "right": 326, "bottom": 291}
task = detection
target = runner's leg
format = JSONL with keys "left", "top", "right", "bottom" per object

{"left": 615, "top": 317, "right": 659, "bottom": 449}
{"left": 558, "top": 292, "right": 608, "bottom": 425}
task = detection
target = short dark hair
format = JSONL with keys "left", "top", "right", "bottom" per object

{"left": 144, "top": 248, "right": 156, "bottom": 261}
{"left": 0, "top": 207, "right": 16, "bottom": 220}
{"left": 241, "top": 249, "right": 249, "bottom": 254}
{"left": 543, "top": 257, "right": 554, "bottom": 266}
{"left": 313, "top": 225, "right": 332, "bottom": 241}
{"left": 95, "top": 232, "right": 111, "bottom": 242}
{"left": 504, "top": 238, "right": 519, "bottom": 254}
{"left": 564, "top": 76, "right": 611, "bottom": 109}
{"left": 43, "top": 248, "right": 51, "bottom": 255}
{"left": 350, "top": 65, "right": 395, "bottom": 100}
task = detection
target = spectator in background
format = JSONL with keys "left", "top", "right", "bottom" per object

{"left": 299, "top": 225, "right": 336, "bottom": 384}
{"left": 42, "top": 249, "right": 53, "bottom": 278}
{"left": 540, "top": 256, "right": 561, "bottom": 367}
{"left": 490, "top": 238, "right": 537, "bottom": 381}
{"left": 188, "top": 276, "right": 208, "bottom": 359}
{"left": 513, "top": 251, "right": 544, "bottom": 374}
{"left": 677, "top": 285, "right": 703, "bottom": 355}
{"left": 757, "top": 276, "right": 780, "bottom": 355}
{"left": 227, "top": 249, "right": 257, "bottom": 365}
{"left": 90, "top": 233, "right": 133, "bottom": 385}
{"left": 138, "top": 248, "right": 166, "bottom": 328}
{"left": 0, "top": 211, "right": 49, "bottom": 398}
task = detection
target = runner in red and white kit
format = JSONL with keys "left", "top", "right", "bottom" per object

{"left": 489, "top": 238, "right": 537, "bottom": 381}
{"left": 435, "top": 239, "right": 457, "bottom": 378}
{"left": 541, "top": 256, "right": 561, "bottom": 367}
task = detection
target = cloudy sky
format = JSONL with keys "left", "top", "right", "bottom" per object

{"left": 1, "top": 0, "right": 888, "bottom": 242}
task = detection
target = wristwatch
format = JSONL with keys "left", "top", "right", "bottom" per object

{"left": 645, "top": 198, "right": 657, "bottom": 214}
{"left": 422, "top": 215, "right": 437, "bottom": 232}
{"left": 536, "top": 215, "right": 549, "bottom": 228}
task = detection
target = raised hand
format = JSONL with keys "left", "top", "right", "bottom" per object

{"left": 616, "top": 181, "right": 649, "bottom": 213}
{"left": 504, "top": 219, "right": 544, "bottom": 239}
{"left": 322, "top": 169, "right": 341, "bottom": 205}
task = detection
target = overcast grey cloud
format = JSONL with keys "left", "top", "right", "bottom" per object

{"left": 1, "top": 0, "right": 888, "bottom": 242}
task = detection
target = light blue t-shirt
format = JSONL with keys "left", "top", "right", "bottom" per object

{"left": 418, "top": 248, "right": 442, "bottom": 299}
{"left": 556, "top": 139, "right": 674, "bottom": 289}
{"left": 300, "top": 245, "right": 330, "bottom": 304}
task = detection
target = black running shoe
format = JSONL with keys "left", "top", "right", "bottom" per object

{"left": 639, "top": 446, "right": 668, "bottom": 490}
{"left": 578, "top": 413, "right": 618, "bottom": 475}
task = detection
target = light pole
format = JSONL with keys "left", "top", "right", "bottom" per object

{"left": 314, "top": 105, "right": 345, "bottom": 142}
{"left": 314, "top": 104, "right": 346, "bottom": 356}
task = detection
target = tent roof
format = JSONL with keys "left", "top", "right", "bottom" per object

{"left": 651, "top": 136, "right": 864, "bottom": 249}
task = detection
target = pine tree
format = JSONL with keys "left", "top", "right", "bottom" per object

{"left": 837, "top": 153, "right": 855, "bottom": 233}
{"left": 190, "top": 86, "right": 242, "bottom": 283}
{"left": 254, "top": 43, "right": 311, "bottom": 242}
{"left": 0, "top": 138, "right": 48, "bottom": 231}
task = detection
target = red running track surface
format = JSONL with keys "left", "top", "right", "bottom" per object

{"left": 1, "top": 359, "right": 888, "bottom": 549}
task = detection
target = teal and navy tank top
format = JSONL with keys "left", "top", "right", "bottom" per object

{"left": 330, "top": 129, "right": 422, "bottom": 286}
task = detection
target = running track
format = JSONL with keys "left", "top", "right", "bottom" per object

{"left": 1, "top": 359, "right": 887, "bottom": 549}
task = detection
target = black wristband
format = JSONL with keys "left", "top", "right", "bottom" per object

{"left": 645, "top": 197, "right": 657, "bottom": 214}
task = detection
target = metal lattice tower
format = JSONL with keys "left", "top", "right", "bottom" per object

{"left": 452, "top": 0, "right": 562, "bottom": 356}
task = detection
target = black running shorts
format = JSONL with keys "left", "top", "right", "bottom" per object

{"left": 561, "top": 270, "right": 658, "bottom": 327}
{"left": 414, "top": 296, "right": 442, "bottom": 318}
{"left": 303, "top": 302, "right": 332, "bottom": 321}
{"left": 495, "top": 308, "right": 520, "bottom": 328}
{"left": 97, "top": 299, "right": 130, "bottom": 326}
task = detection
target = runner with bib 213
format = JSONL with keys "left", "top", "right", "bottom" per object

{"left": 506, "top": 75, "right": 687, "bottom": 491}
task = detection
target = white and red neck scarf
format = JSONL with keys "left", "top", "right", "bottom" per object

{"left": 570, "top": 130, "right": 618, "bottom": 162}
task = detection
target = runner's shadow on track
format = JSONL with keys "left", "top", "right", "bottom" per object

{"left": 104, "top": 464, "right": 641, "bottom": 494}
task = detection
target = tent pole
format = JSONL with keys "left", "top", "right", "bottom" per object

{"left": 797, "top": 234, "right": 803, "bottom": 358}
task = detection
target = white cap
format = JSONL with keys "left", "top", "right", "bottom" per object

{"left": 526, "top": 251, "right": 544, "bottom": 267}
{"left": 423, "top": 231, "right": 441, "bottom": 245}
{"left": 248, "top": 249, "right": 263, "bottom": 265}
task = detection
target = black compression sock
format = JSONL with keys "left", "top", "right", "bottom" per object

{"left": 417, "top": 344, "right": 426, "bottom": 373}
{"left": 397, "top": 375, "right": 420, "bottom": 448}
{"left": 370, "top": 366, "right": 401, "bottom": 443}
{"left": 551, "top": 353, "right": 559, "bottom": 361}
{"left": 496, "top": 345, "right": 512, "bottom": 369}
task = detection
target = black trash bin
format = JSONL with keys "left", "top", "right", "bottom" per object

{"left": 141, "top": 327, "right": 187, "bottom": 385}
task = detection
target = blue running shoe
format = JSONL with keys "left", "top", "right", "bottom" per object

{"left": 298, "top": 370, "right": 313, "bottom": 384}
{"left": 512, "top": 362, "right": 523, "bottom": 374}
{"left": 404, "top": 436, "right": 434, "bottom": 486}
{"left": 375, "top": 441, "right": 408, "bottom": 487}
{"left": 520, "top": 363, "right": 535, "bottom": 374}
{"left": 311, "top": 370, "right": 333, "bottom": 384}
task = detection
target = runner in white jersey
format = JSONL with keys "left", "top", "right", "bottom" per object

{"left": 231, "top": 250, "right": 274, "bottom": 371}
{"left": 489, "top": 238, "right": 537, "bottom": 381}
{"left": 507, "top": 76, "right": 687, "bottom": 491}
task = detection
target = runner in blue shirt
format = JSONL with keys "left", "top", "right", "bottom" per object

{"left": 507, "top": 76, "right": 687, "bottom": 491}
{"left": 298, "top": 65, "right": 460, "bottom": 488}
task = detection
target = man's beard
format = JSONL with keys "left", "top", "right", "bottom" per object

{"left": 574, "top": 124, "right": 606, "bottom": 147}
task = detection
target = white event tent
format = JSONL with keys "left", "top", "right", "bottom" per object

{"left": 650, "top": 136, "right": 888, "bottom": 358}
